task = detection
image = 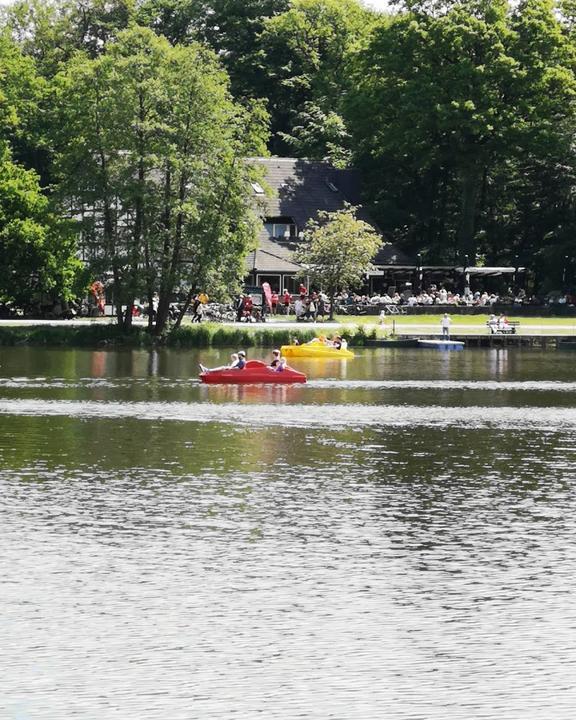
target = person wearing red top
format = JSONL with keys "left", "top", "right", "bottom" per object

{"left": 283, "top": 290, "right": 291, "bottom": 315}
{"left": 271, "top": 290, "right": 279, "bottom": 315}
{"left": 243, "top": 295, "right": 253, "bottom": 313}
{"left": 298, "top": 283, "right": 308, "bottom": 296}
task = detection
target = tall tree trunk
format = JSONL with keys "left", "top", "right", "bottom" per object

{"left": 173, "top": 288, "right": 195, "bottom": 330}
{"left": 155, "top": 165, "right": 176, "bottom": 336}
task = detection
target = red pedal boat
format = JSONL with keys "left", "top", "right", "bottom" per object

{"left": 200, "top": 359, "right": 307, "bottom": 384}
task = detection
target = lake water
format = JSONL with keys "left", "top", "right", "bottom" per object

{"left": 1, "top": 346, "right": 576, "bottom": 720}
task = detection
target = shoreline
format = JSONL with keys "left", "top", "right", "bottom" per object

{"left": 0, "top": 318, "right": 575, "bottom": 349}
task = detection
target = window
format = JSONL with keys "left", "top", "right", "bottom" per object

{"left": 251, "top": 182, "right": 265, "bottom": 195}
{"left": 264, "top": 218, "right": 297, "bottom": 239}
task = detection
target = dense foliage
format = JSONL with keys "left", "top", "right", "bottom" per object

{"left": 1, "top": 0, "right": 576, "bottom": 311}
{"left": 53, "top": 26, "right": 267, "bottom": 333}
{"left": 346, "top": 0, "right": 576, "bottom": 289}
{"left": 0, "top": 33, "right": 80, "bottom": 310}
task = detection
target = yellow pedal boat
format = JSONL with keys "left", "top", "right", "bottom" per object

{"left": 280, "top": 342, "right": 355, "bottom": 359}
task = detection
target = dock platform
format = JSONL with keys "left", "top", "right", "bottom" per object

{"left": 400, "top": 334, "right": 575, "bottom": 349}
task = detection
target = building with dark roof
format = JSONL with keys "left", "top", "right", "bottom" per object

{"left": 246, "top": 157, "right": 412, "bottom": 292}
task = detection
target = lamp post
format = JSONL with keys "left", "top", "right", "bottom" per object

{"left": 463, "top": 254, "right": 469, "bottom": 295}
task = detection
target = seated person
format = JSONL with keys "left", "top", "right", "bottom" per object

{"left": 200, "top": 350, "right": 246, "bottom": 373}
{"left": 270, "top": 349, "right": 286, "bottom": 371}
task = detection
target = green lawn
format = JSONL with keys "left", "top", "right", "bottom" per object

{"left": 262, "top": 313, "right": 576, "bottom": 336}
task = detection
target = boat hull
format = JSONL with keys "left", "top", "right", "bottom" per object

{"left": 417, "top": 339, "right": 465, "bottom": 351}
{"left": 280, "top": 344, "right": 355, "bottom": 359}
{"left": 200, "top": 360, "right": 306, "bottom": 384}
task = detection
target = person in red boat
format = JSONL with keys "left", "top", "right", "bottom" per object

{"left": 200, "top": 351, "right": 246, "bottom": 373}
{"left": 270, "top": 349, "right": 286, "bottom": 372}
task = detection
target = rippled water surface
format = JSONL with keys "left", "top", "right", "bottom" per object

{"left": 2, "top": 346, "right": 576, "bottom": 719}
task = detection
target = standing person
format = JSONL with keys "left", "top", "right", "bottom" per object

{"left": 441, "top": 313, "right": 451, "bottom": 339}
{"left": 316, "top": 293, "right": 326, "bottom": 321}
{"left": 298, "top": 282, "right": 308, "bottom": 296}
{"left": 271, "top": 290, "right": 279, "bottom": 316}
{"left": 235, "top": 294, "right": 244, "bottom": 322}
{"left": 243, "top": 295, "right": 253, "bottom": 321}
{"left": 308, "top": 296, "right": 317, "bottom": 321}
{"left": 294, "top": 296, "right": 304, "bottom": 321}
{"left": 283, "top": 289, "right": 291, "bottom": 315}
{"left": 191, "top": 294, "right": 202, "bottom": 323}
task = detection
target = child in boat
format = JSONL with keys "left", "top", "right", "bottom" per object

{"left": 270, "top": 349, "right": 286, "bottom": 371}
{"left": 200, "top": 351, "right": 246, "bottom": 373}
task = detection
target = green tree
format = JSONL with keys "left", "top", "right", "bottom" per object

{"left": 0, "top": 145, "right": 80, "bottom": 310}
{"left": 260, "top": 0, "right": 374, "bottom": 159}
{"left": 296, "top": 204, "right": 382, "bottom": 319}
{"left": 55, "top": 26, "right": 268, "bottom": 335}
{"left": 5, "top": 0, "right": 134, "bottom": 72}
{"left": 136, "top": 0, "right": 289, "bottom": 98}
{"left": 0, "top": 32, "right": 79, "bottom": 310}
{"left": 346, "top": 0, "right": 576, "bottom": 274}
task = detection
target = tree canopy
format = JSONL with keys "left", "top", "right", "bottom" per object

{"left": 345, "top": 0, "right": 576, "bottom": 286}
{"left": 54, "top": 26, "right": 268, "bottom": 333}
{"left": 2, "top": 0, "right": 576, "bottom": 308}
{"left": 0, "top": 32, "right": 79, "bottom": 309}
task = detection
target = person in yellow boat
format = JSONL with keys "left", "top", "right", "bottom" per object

{"left": 331, "top": 335, "right": 348, "bottom": 351}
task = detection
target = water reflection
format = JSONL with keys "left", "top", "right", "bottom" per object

{"left": 1, "top": 347, "right": 576, "bottom": 719}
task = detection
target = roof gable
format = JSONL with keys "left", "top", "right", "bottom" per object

{"left": 248, "top": 157, "right": 413, "bottom": 271}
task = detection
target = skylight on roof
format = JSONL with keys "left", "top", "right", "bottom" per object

{"left": 251, "top": 182, "right": 265, "bottom": 195}
{"left": 325, "top": 180, "right": 338, "bottom": 192}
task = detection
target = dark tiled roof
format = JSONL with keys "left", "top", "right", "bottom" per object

{"left": 246, "top": 241, "right": 303, "bottom": 274}
{"left": 248, "top": 157, "right": 412, "bottom": 273}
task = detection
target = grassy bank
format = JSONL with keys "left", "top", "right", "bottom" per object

{"left": 1, "top": 313, "right": 574, "bottom": 348}
{"left": 0, "top": 322, "right": 378, "bottom": 349}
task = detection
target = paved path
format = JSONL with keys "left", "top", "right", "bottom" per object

{"left": 1, "top": 318, "right": 575, "bottom": 336}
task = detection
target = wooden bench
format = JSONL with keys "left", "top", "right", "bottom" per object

{"left": 487, "top": 320, "right": 520, "bottom": 335}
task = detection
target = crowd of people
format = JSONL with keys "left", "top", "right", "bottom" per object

{"left": 192, "top": 281, "right": 575, "bottom": 326}
{"left": 337, "top": 286, "right": 511, "bottom": 308}
{"left": 236, "top": 284, "right": 331, "bottom": 322}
